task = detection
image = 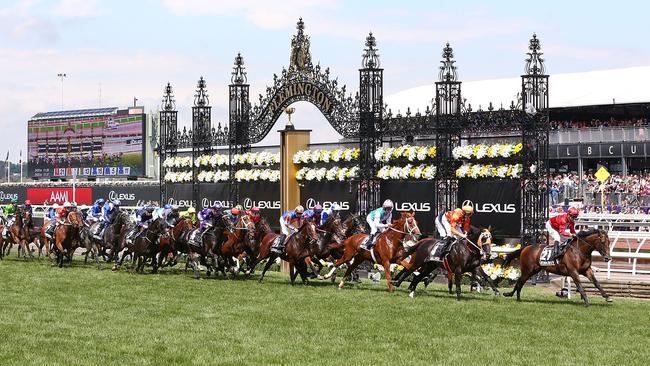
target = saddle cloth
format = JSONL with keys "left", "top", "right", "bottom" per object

{"left": 426, "top": 241, "right": 446, "bottom": 263}
{"left": 539, "top": 245, "right": 556, "bottom": 267}
{"left": 188, "top": 229, "right": 202, "bottom": 247}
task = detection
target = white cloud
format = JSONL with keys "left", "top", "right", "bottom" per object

{"left": 0, "top": 0, "right": 60, "bottom": 42}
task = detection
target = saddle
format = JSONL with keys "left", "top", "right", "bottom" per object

{"left": 427, "top": 240, "right": 448, "bottom": 263}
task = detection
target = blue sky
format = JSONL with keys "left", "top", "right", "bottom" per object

{"left": 1, "top": 0, "right": 649, "bottom": 160}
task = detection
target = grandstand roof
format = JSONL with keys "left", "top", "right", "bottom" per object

{"left": 384, "top": 66, "right": 650, "bottom": 113}
{"left": 30, "top": 107, "right": 118, "bottom": 121}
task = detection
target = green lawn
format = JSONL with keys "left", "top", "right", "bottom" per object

{"left": 1, "top": 257, "right": 649, "bottom": 366}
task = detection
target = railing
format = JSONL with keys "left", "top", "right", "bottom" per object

{"left": 550, "top": 126, "right": 650, "bottom": 144}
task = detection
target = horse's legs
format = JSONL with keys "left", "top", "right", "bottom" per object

{"left": 503, "top": 264, "right": 541, "bottom": 301}
{"left": 454, "top": 270, "right": 463, "bottom": 301}
{"left": 187, "top": 252, "right": 200, "bottom": 279}
{"left": 475, "top": 267, "right": 501, "bottom": 296}
{"left": 338, "top": 255, "right": 363, "bottom": 289}
{"left": 583, "top": 267, "right": 612, "bottom": 303}
{"left": 258, "top": 254, "right": 277, "bottom": 283}
{"left": 447, "top": 271, "right": 454, "bottom": 294}
{"left": 382, "top": 260, "right": 395, "bottom": 293}
{"left": 567, "top": 269, "right": 590, "bottom": 306}
{"left": 407, "top": 263, "right": 433, "bottom": 298}
{"left": 289, "top": 262, "right": 297, "bottom": 285}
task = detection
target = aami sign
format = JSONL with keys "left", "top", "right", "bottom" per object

{"left": 27, "top": 187, "right": 93, "bottom": 205}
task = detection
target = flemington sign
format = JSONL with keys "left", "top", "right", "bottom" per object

{"left": 268, "top": 81, "right": 335, "bottom": 118}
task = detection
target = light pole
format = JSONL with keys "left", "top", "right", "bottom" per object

{"left": 57, "top": 73, "right": 67, "bottom": 110}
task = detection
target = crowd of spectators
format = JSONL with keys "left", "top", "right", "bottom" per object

{"left": 550, "top": 117, "right": 649, "bottom": 130}
{"left": 29, "top": 153, "right": 125, "bottom": 169}
{"left": 549, "top": 172, "right": 650, "bottom": 213}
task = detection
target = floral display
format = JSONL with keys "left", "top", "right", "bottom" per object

{"left": 481, "top": 263, "right": 521, "bottom": 281}
{"left": 376, "top": 164, "right": 436, "bottom": 180}
{"left": 293, "top": 148, "right": 360, "bottom": 164}
{"left": 374, "top": 145, "right": 437, "bottom": 163}
{"left": 164, "top": 152, "right": 280, "bottom": 169}
{"left": 295, "top": 166, "right": 359, "bottom": 181}
{"left": 452, "top": 143, "right": 523, "bottom": 160}
{"left": 234, "top": 169, "right": 280, "bottom": 182}
{"left": 164, "top": 171, "right": 193, "bottom": 183}
{"left": 197, "top": 170, "right": 229, "bottom": 182}
{"left": 455, "top": 163, "right": 522, "bottom": 179}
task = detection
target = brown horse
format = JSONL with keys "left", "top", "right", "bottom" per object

{"left": 219, "top": 215, "right": 257, "bottom": 275}
{"left": 256, "top": 221, "right": 319, "bottom": 285}
{"left": 53, "top": 211, "right": 84, "bottom": 268}
{"left": 397, "top": 227, "right": 498, "bottom": 300}
{"left": 326, "top": 212, "right": 421, "bottom": 293}
{"left": 306, "top": 214, "right": 346, "bottom": 278}
{"left": 127, "top": 218, "right": 169, "bottom": 273}
{"left": 502, "top": 228, "right": 612, "bottom": 306}
{"left": 7, "top": 207, "right": 32, "bottom": 259}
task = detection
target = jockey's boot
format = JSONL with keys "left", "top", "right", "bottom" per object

{"left": 549, "top": 240, "right": 561, "bottom": 261}
{"left": 439, "top": 237, "right": 454, "bottom": 257}
{"left": 361, "top": 233, "right": 376, "bottom": 250}
{"left": 94, "top": 223, "right": 105, "bottom": 240}
{"left": 271, "top": 234, "right": 286, "bottom": 254}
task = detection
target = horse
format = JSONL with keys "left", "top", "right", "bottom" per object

{"left": 256, "top": 221, "right": 319, "bottom": 285}
{"left": 98, "top": 211, "right": 130, "bottom": 267}
{"left": 127, "top": 218, "right": 169, "bottom": 273}
{"left": 219, "top": 215, "right": 257, "bottom": 276}
{"left": 52, "top": 211, "right": 85, "bottom": 268}
{"left": 7, "top": 206, "right": 32, "bottom": 259}
{"left": 397, "top": 227, "right": 498, "bottom": 300}
{"left": 244, "top": 217, "right": 275, "bottom": 278}
{"left": 502, "top": 228, "right": 613, "bottom": 306}
{"left": 306, "top": 214, "right": 347, "bottom": 279}
{"left": 186, "top": 217, "right": 230, "bottom": 279}
{"left": 325, "top": 212, "right": 421, "bottom": 292}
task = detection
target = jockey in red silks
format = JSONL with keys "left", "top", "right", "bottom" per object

{"left": 546, "top": 206, "right": 579, "bottom": 260}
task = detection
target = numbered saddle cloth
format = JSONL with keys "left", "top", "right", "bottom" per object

{"left": 188, "top": 229, "right": 202, "bottom": 247}
{"left": 539, "top": 245, "right": 556, "bottom": 267}
{"left": 427, "top": 241, "right": 447, "bottom": 262}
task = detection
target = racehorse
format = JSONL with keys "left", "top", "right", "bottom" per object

{"left": 52, "top": 211, "right": 84, "bottom": 268}
{"left": 326, "top": 212, "right": 421, "bottom": 292}
{"left": 127, "top": 217, "right": 169, "bottom": 273}
{"left": 7, "top": 207, "right": 32, "bottom": 259}
{"left": 99, "top": 211, "right": 130, "bottom": 266}
{"left": 397, "top": 227, "right": 498, "bottom": 300}
{"left": 185, "top": 218, "right": 229, "bottom": 279}
{"left": 306, "top": 214, "right": 346, "bottom": 278}
{"left": 256, "top": 221, "right": 319, "bottom": 285}
{"left": 502, "top": 228, "right": 613, "bottom": 306}
{"left": 219, "top": 215, "right": 257, "bottom": 276}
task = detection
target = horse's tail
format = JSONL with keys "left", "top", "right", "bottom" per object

{"left": 502, "top": 248, "right": 522, "bottom": 268}
{"left": 401, "top": 240, "right": 422, "bottom": 259}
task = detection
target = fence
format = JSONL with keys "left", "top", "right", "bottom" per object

{"left": 550, "top": 126, "right": 650, "bottom": 144}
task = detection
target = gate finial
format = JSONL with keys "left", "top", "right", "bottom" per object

{"left": 362, "top": 32, "right": 380, "bottom": 69}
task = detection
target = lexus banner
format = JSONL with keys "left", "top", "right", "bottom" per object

{"left": 240, "top": 182, "right": 280, "bottom": 219}
{"left": 0, "top": 186, "right": 26, "bottom": 204}
{"left": 380, "top": 181, "right": 436, "bottom": 235}
{"left": 457, "top": 179, "right": 521, "bottom": 238}
{"left": 300, "top": 182, "right": 357, "bottom": 216}
{"left": 93, "top": 186, "right": 160, "bottom": 206}
{"left": 165, "top": 183, "right": 193, "bottom": 207}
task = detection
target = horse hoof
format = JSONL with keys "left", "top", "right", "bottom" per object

{"left": 317, "top": 275, "right": 324, "bottom": 280}
{"left": 408, "top": 291, "right": 414, "bottom": 299}
{"left": 606, "top": 297, "right": 613, "bottom": 303}
{"left": 495, "top": 291, "right": 501, "bottom": 297}
{"left": 503, "top": 292, "right": 512, "bottom": 298}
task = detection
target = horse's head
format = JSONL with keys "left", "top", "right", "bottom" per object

{"left": 591, "top": 229, "right": 611, "bottom": 262}
{"left": 395, "top": 212, "right": 421, "bottom": 238}
{"left": 298, "top": 221, "right": 318, "bottom": 246}
{"left": 236, "top": 215, "right": 256, "bottom": 242}
{"left": 67, "top": 211, "right": 84, "bottom": 229}
{"left": 478, "top": 227, "right": 493, "bottom": 257}
{"left": 322, "top": 215, "right": 345, "bottom": 238}
{"left": 256, "top": 217, "right": 273, "bottom": 235}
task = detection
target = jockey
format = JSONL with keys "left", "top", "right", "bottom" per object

{"left": 361, "top": 199, "right": 394, "bottom": 250}
{"left": 89, "top": 199, "right": 105, "bottom": 222}
{"left": 47, "top": 203, "right": 59, "bottom": 221}
{"left": 153, "top": 203, "right": 175, "bottom": 227}
{"left": 179, "top": 206, "right": 197, "bottom": 225}
{"left": 3, "top": 199, "right": 17, "bottom": 226}
{"left": 546, "top": 206, "right": 579, "bottom": 260}
{"left": 127, "top": 204, "right": 156, "bottom": 244}
{"left": 304, "top": 204, "right": 324, "bottom": 226}
{"left": 273, "top": 205, "right": 306, "bottom": 252}
{"left": 321, "top": 203, "right": 341, "bottom": 225}
{"left": 98, "top": 199, "right": 120, "bottom": 239}
{"left": 223, "top": 206, "right": 242, "bottom": 226}
{"left": 45, "top": 202, "right": 71, "bottom": 239}
{"left": 23, "top": 200, "right": 33, "bottom": 227}
{"left": 436, "top": 200, "right": 474, "bottom": 255}
{"left": 194, "top": 204, "right": 219, "bottom": 245}
{"left": 245, "top": 206, "right": 261, "bottom": 224}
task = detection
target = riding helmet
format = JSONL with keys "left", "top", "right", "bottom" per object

{"left": 235, "top": 204, "right": 243, "bottom": 211}
{"left": 568, "top": 207, "right": 579, "bottom": 217}
{"left": 212, "top": 202, "right": 222, "bottom": 210}
{"left": 382, "top": 199, "right": 393, "bottom": 208}
{"left": 461, "top": 200, "right": 474, "bottom": 215}
{"left": 314, "top": 204, "right": 323, "bottom": 212}
{"left": 295, "top": 205, "right": 305, "bottom": 214}
{"left": 112, "top": 199, "right": 121, "bottom": 206}
{"left": 231, "top": 208, "right": 241, "bottom": 216}
{"left": 251, "top": 207, "right": 260, "bottom": 213}
{"left": 163, "top": 204, "right": 172, "bottom": 209}
{"left": 188, "top": 207, "right": 197, "bottom": 213}
{"left": 63, "top": 201, "right": 72, "bottom": 208}
{"left": 24, "top": 200, "right": 32, "bottom": 205}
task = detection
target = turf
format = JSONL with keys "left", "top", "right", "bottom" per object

{"left": 1, "top": 257, "right": 649, "bottom": 366}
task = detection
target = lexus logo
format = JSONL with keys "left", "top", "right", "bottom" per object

{"left": 0, "top": 191, "right": 18, "bottom": 202}
{"left": 201, "top": 198, "right": 230, "bottom": 208}
{"left": 305, "top": 198, "right": 350, "bottom": 210}
{"left": 242, "top": 197, "right": 280, "bottom": 210}
{"left": 168, "top": 198, "right": 193, "bottom": 207}
{"left": 108, "top": 190, "right": 135, "bottom": 201}
{"left": 475, "top": 203, "right": 516, "bottom": 214}
{"left": 394, "top": 202, "right": 431, "bottom": 212}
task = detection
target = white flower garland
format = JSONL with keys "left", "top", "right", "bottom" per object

{"left": 456, "top": 163, "right": 522, "bottom": 179}
{"left": 374, "top": 145, "right": 437, "bottom": 163}
{"left": 452, "top": 143, "right": 523, "bottom": 160}
{"left": 376, "top": 164, "right": 436, "bottom": 180}
{"left": 164, "top": 152, "right": 280, "bottom": 169}
{"left": 293, "top": 148, "right": 360, "bottom": 164}
{"left": 481, "top": 263, "right": 521, "bottom": 281}
{"left": 234, "top": 169, "right": 280, "bottom": 182}
{"left": 296, "top": 166, "right": 359, "bottom": 181}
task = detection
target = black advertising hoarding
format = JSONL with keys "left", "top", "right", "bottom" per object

{"left": 623, "top": 142, "right": 645, "bottom": 156}
{"left": 239, "top": 183, "right": 281, "bottom": 219}
{"left": 92, "top": 186, "right": 160, "bottom": 206}
{"left": 458, "top": 179, "right": 521, "bottom": 238}
{"left": 198, "top": 183, "right": 230, "bottom": 209}
{"left": 299, "top": 181, "right": 358, "bottom": 215}
{"left": 380, "top": 181, "right": 436, "bottom": 235}
{"left": 0, "top": 186, "right": 26, "bottom": 204}
{"left": 165, "top": 184, "right": 193, "bottom": 207}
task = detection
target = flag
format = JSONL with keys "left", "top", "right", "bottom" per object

{"left": 19, "top": 150, "right": 22, "bottom": 164}
{"left": 4, "top": 150, "right": 8, "bottom": 162}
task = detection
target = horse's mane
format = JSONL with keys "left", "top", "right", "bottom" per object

{"left": 577, "top": 228, "right": 601, "bottom": 238}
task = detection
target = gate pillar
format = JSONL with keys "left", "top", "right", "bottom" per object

{"left": 279, "top": 127, "right": 311, "bottom": 214}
